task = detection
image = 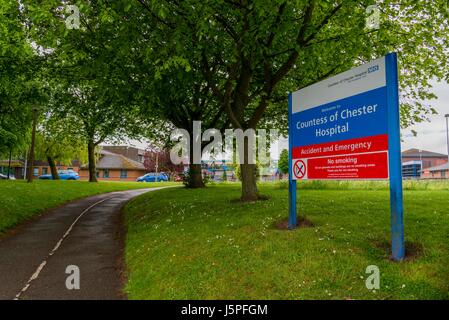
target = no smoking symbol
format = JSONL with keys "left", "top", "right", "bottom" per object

{"left": 293, "top": 160, "right": 306, "bottom": 179}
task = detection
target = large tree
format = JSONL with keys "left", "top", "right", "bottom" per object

{"left": 140, "top": 66, "right": 229, "bottom": 188}
{"left": 130, "top": 0, "right": 449, "bottom": 200}
{"left": 22, "top": 0, "right": 151, "bottom": 182}
{"left": 0, "top": 1, "right": 54, "bottom": 184}
{"left": 22, "top": 0, "right": 230, "bottom": 187}
{"left": 21, "top": 1, "right": 449, "bottom": 197}
{"left": 50, "top": 82, "right": 141, "bottom": 182}
{"left": 0, "top": 1, "right": 36, "bottom": 158}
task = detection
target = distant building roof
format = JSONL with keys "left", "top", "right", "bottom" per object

{"left": 402, "top": 160, "right": 422, "bottom": 166}
{"left": 102, "top": 145, "right": 145, "bottom": 153}
{"left": 99, "top": 149, "right": 117, "bottom": 156}
{"left": 97, "top": 153, "right": 145, "bottom": 170}
{"left": 0, "top": 160, "right": 24, "bottom": 167}
{"left": 82, "top": 150, "right": 145, "bottom": 170}
{"left": 101, "top": 145, "right": 146, "bottom": 163}
{"left": 425, "top": 162, "right": 449, "bottom": 172}
{"left": 402, "top": 149, "right": 447, "bottom": 158}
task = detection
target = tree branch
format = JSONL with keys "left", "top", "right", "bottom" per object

{"left": 303, "top": 3, "right": 343, "bottom": 45}
{"left": 268, "top": 2, "right": 314, "bottom": 88}
{"left": 135, "top": 0, "right": 174, "bottom": 28}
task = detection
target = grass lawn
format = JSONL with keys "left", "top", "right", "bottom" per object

{"left": 123, "top": 181, "right": 449, "bottom": 300}
{"left": 0, "top": 180, "right": 179, "bottom": 234}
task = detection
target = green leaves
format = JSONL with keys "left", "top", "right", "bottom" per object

{"left": 0, "top": 0, "right": 41, "bottom": 156}
{"left": 2, "top": 0, "right": 448, "bottom": 161}
{"left": 136, "top": 0, "right": 449, "bottom": 131}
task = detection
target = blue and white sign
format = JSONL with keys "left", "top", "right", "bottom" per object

{"left": 290, "top": 55, "right": 391, "bottom": 180}
{"left": 288, "top": 53, "right": 405, "bottom": 261}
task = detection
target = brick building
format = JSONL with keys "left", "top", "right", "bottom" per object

{"left": 0, "top": 159, "right": 80, "bottom": 179}
{"left": 422, "top": 163, "right": 449, "bottom": 179}
{"left": 401, "top": 149, "right": 448, "bottom": 179}
{"left": 401, "top": 149, "right": 448, "bottom": 169}
{"left": 1, "top": 146, "right": 147, "bottom": 181}
{"left": 78, "top": 149, "right": 146, "bottom": 181}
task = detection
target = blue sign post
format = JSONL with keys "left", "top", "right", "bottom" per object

{"left": 386, "top": 53, "right": 405, "bottom": 261}
{"left": 288, "top": 53, "right": 405, "bottom": 261}
{"left": 288, "top": 93, "right": 297, "bottom": 229}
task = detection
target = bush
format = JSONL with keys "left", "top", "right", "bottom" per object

{"left": 278, "top": 149, "right": 289, "bottom": 175}
{"left": 182, "top": 169, "right": 209, "bottom": 187}
{"left": 222, "top": 170, "right": 227, "bottom": 181}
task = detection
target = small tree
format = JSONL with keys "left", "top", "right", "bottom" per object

{"left": 278, "top": 149, "right": 289, "bottom": 177}
{"left": 222, "top": 169, "right": 227, "bottom": 182}
{"left": 35, "top": 116, "right": 87, "bottom": 180}
{"left": 144, "top": 149, "right": 184, "bottom": 179}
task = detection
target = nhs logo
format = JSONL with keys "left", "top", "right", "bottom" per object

{"left": 368, "top": 65, "right": 380, "bottom": 73}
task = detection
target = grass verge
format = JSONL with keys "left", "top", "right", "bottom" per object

{"left": 0, "top": 180, "right": 179, "bottom": 234}
{"left": 123, "top": 182, "right": 449, "bottom": 299}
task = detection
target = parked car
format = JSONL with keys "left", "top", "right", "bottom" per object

{"left": 136, "top": 172, "right": 169, "bottom": 182}
{"left": 0, "top": 173, "right": 15, "bottom": 180}
{"left": 39, "top": 170, "right": 80, "bottom": 180}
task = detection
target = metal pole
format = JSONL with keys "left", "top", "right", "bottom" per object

{"left": 155, "top": 152, "right": 159, "bottom": 182}
{"left": 386, "top": 53, "right": 405, "bottom": 261}
{"left": 7, "top": 147, "right": 12, "bottom": 179}
{"left": 419, "top": 149, "right": 422, "bottom": 178}
{"left": 288, "top": 93, "right": 297, "bottom": 229}
{"left": 445, "top": 114, "right": 449, "bottom": 164}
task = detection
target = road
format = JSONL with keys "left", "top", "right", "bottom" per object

{"left": 0, "top": 188, "right": 157, "bottom": 300}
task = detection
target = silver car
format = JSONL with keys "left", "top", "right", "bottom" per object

{"left": 0, "top": 173, "right": 16, "bottom": 180}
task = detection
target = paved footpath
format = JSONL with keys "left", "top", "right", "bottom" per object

{"left": 0, "top": 188, "right": 158, "bottom": 300}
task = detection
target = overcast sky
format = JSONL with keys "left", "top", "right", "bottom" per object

{"left": 400, "top": 81, "right": 449, "bottom": 155}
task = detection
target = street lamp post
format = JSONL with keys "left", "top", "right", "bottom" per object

{"left": 446, "top": 114, "right": 449, "bottom": 163}
{"left": 419, "top": 149, "right": 422, "bottom": 178}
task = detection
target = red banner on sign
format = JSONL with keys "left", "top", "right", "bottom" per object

{"left": 306, "top": 151, "right": 389, "bottom": 179}
{"left": 292, "top": 134, "right": 388, "bottom": 159}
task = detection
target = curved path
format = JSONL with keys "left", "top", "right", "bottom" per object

{"left": 0, "top": 188, "right": 159, "bottom": 300}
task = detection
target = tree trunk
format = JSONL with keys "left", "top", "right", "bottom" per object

{"left": 87, "top": 140, "right": 98, "bottom": 182}
{"left": 185, "top": 126, "right": 204, "bottom": 188}
{"left": 239, "top": 134, "right": 259, "bottom": 201}
{"left": 240, "top": 163, "right": 259, "bottom": 201}
{"left": 47, "top": 156, "right": 60, "bottom": 180}
{"left": 188, "top": 163, "right": 204, "bottom": 188}
{"left": 26, "top": 108, "right": 38, "bottom": 183}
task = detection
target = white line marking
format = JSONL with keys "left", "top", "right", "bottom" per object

{"left": 14, "top": 197, "right": 111, "bottom": 300}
